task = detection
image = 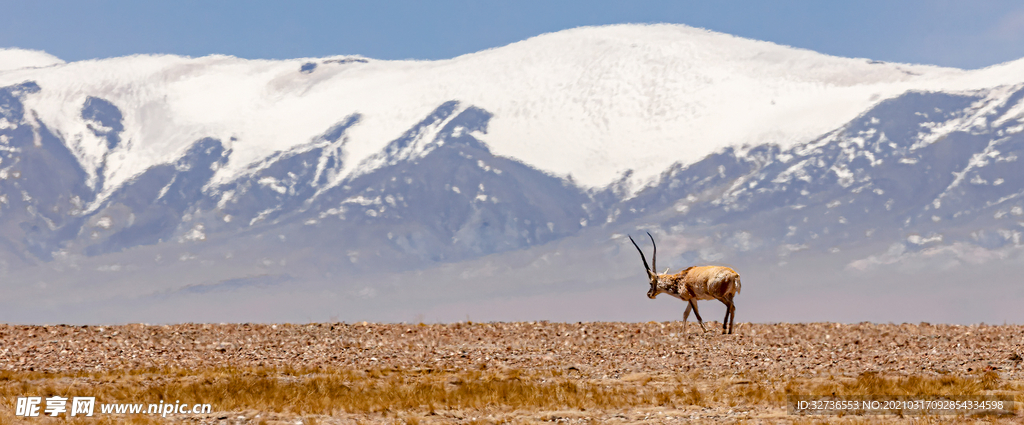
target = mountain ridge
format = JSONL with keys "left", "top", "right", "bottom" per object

{"left": 1, "top": 25, "right": 1024, "bottom": 323}
{"left": 6, "top": 24, "right": 1021, "bottom": 198}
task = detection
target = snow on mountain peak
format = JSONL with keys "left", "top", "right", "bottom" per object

{"left": 0, "top": 48, "right": 64, "bottom": 71}
{"left": 2, "top": 24, "right": 1023, "bottom": 197}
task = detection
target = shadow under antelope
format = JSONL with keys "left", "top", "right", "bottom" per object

{"left": 629, "top": 232, "right": 742, "bottom": 334}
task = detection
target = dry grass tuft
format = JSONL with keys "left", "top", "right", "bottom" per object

{"left": 0, "top": 366, "right": 699, "bottom": 422}
{"left": 788, "top": 371, "right": 1010, "bottom": 397}
{"left": 3, "top": 366, "right": 1015, "bottom": 423}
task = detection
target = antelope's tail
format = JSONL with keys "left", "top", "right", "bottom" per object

{"left": 734, "top": 274, "right": 742, "bottom": 295}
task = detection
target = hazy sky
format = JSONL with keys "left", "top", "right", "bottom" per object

{"left": 3, "top": 1, "right": 1024, "bottom": 69}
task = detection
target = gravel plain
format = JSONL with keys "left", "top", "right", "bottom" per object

{"left": 1, "top": 321, "right": 1022, "bottom": 424}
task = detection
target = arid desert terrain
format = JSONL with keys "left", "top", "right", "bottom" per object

{"left": 0, "top": 321, "right": 1022, "bottom": 424}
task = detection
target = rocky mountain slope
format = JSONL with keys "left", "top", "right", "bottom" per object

{"left": 1, "top": 25, "right": 1023, "bottom": 323}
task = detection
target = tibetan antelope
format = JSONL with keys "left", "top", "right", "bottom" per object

{"left": 628, "top": 232, "right": 741, "bottom": 334}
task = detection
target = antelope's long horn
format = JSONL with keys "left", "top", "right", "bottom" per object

{"left": 647, "top": 231, "right": 657, "bottom": 276}
{"left": 628, "top": 235, "right": 651, "bottom": 275}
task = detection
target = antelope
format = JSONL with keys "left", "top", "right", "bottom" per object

{"left": 628, "top": 232, "right": 741, "bottom": 334}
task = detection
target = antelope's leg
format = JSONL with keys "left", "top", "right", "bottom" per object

{"left": 721, "top": 301, "right": 731, "bottom": 334}
{"left": 682, "top": 302, "right": 692, "bottom": 334}
{"left": 689, "top": 300, "right": 707, "bottom": 332}
{"left": 729, "top": 300, "right": 737, "bottom": 335}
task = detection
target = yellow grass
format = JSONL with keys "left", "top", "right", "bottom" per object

{"left": 0, "top": 367, "right": 1020, "bottom": 423}
{"left": 789, "top": 370, "right": 1009, "bottom": 396}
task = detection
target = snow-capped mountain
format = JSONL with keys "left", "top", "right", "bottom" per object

{"left": 6, "top": 24, "right": 1024, "bottom": 196}
{"left": 1, "top": 24, "right": 1023, "bottom": 323}
{"left": 619, "top": 85, "right": 1024, "bottom": 267}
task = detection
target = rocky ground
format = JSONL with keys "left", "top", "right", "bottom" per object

{"left": 1, "top": 321, "right": 1022, "bottom": 424}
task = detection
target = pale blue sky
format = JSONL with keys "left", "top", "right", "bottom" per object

{"left": 3, "top": 1, "right": 1024, "bottom": 69}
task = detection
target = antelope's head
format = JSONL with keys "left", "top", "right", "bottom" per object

{"left": 628, "top": 232, "right": 660, "bottom": 299}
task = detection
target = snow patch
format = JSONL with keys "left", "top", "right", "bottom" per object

{"left": 258, "top": 177, "right": 287, "bottom": 194}
{"left": 94, "top": 216, "right": 112, "bottom": 229}
{"left": 342, "top": 195, "right": 380, "bottom": 206}
{"left": 907, "top": 234, "right": 942, "bottom": 245}
{"left": 181, "top": 224, "right": 207, "bottom": 242}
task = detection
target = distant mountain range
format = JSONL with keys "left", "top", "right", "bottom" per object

{"left": 1, "top": 24, "right": 1022, "bottom": 324}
